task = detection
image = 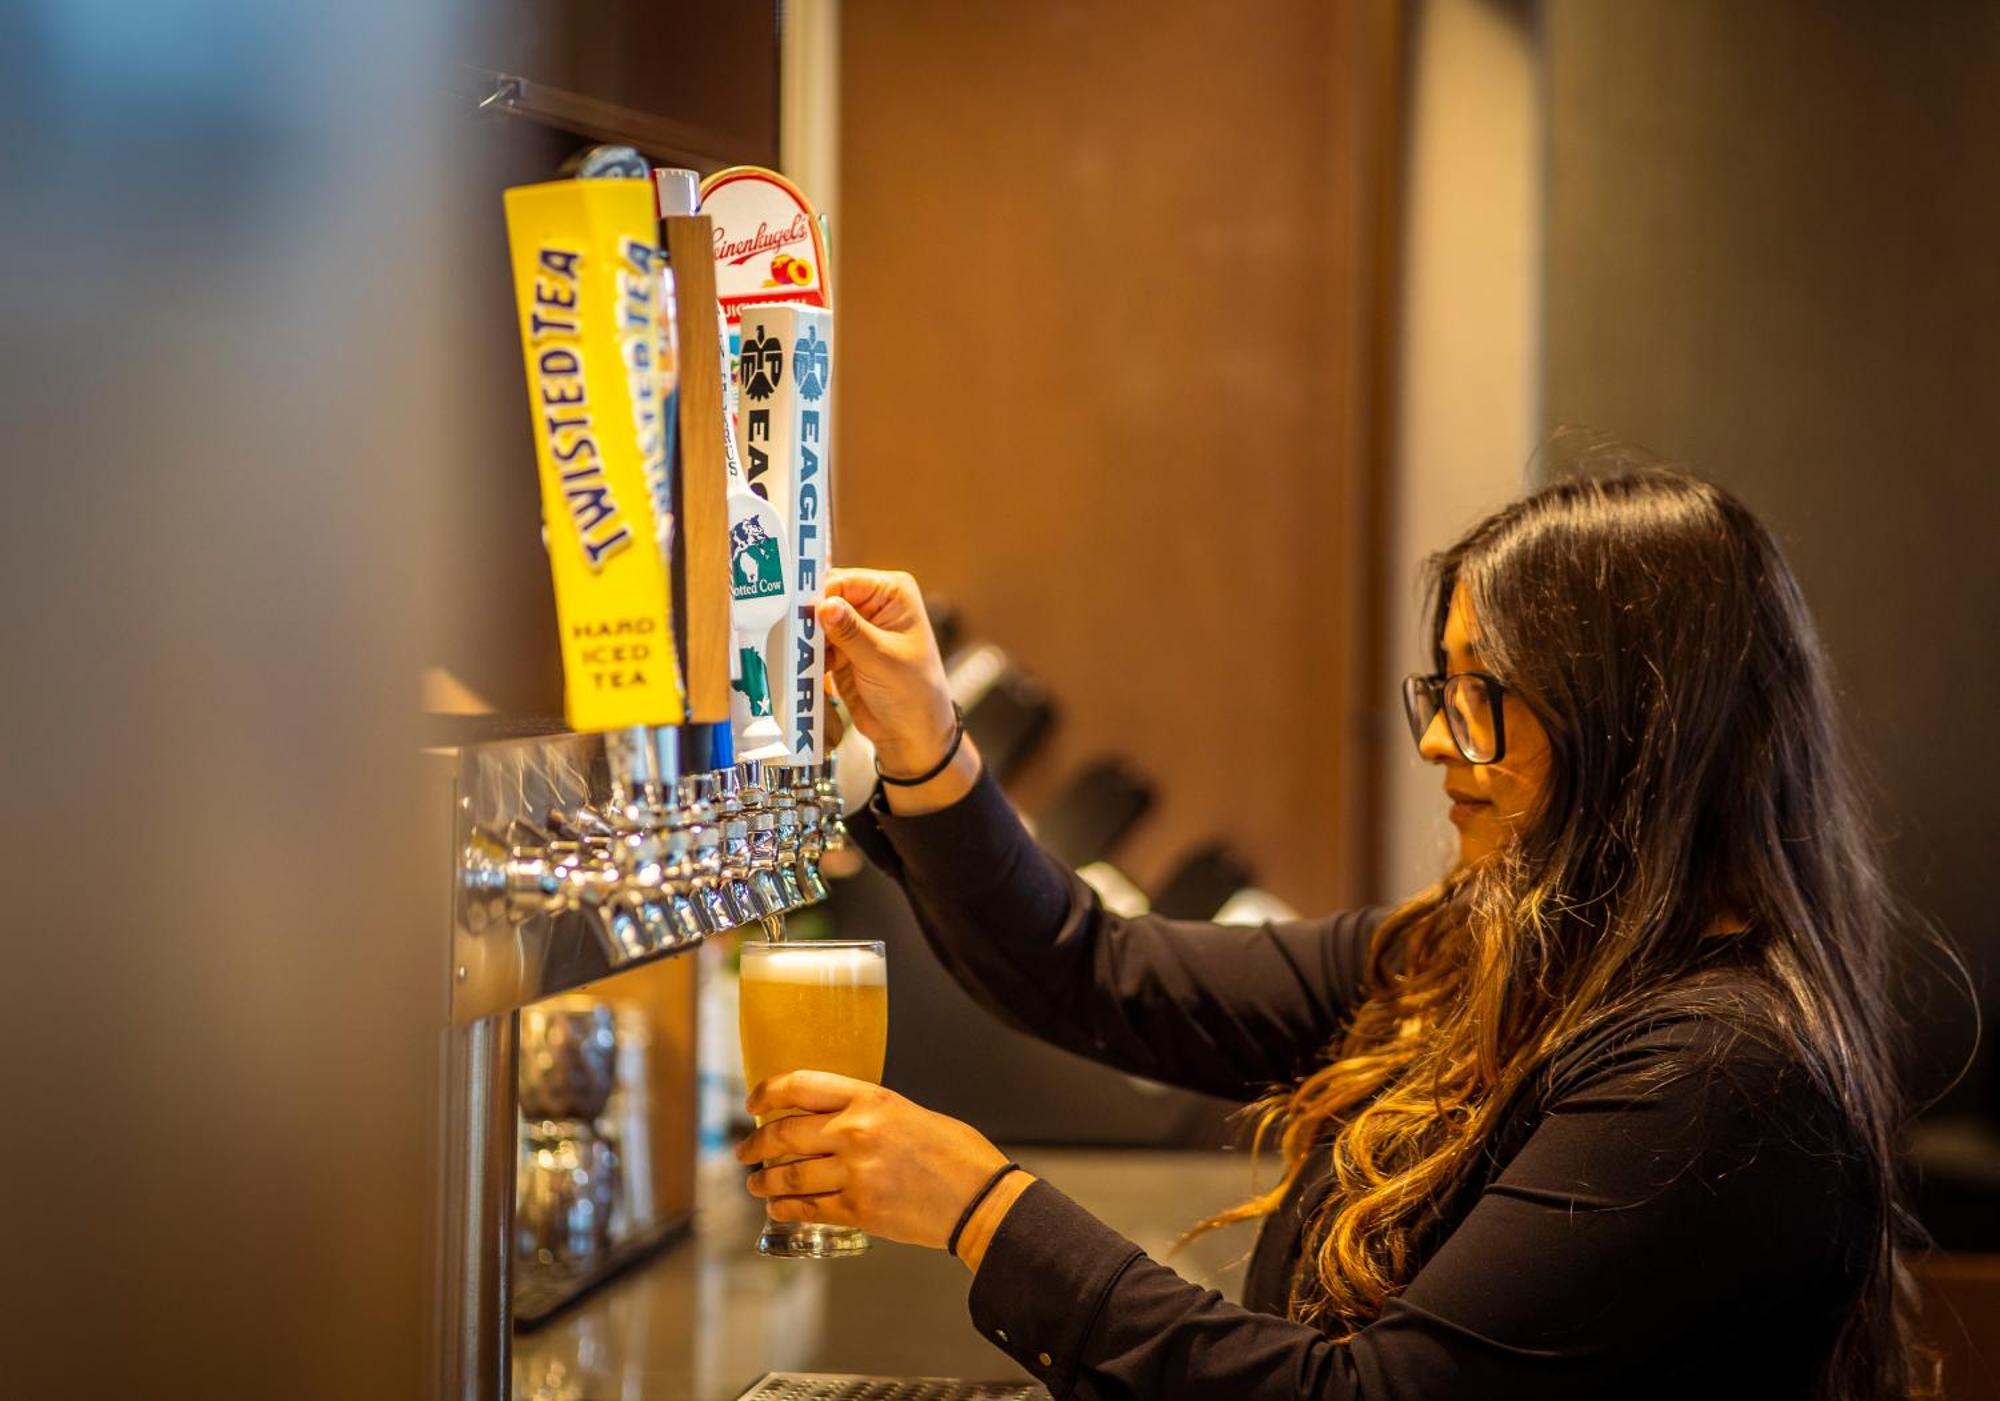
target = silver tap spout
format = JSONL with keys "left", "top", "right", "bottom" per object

{"left": 603, "top": 828, "right": 676, "bottom": 957}
{"left": 776, "top": 865, "right": 806, "bottom": 910}
{"left": 507, "top": 817, "right": 557, "bottom": 851}
{"left": 460, "top": 824, "right": 620, "bottom": 932}
{"left": 722, "top": 817, "right": 770, "bottom": 923}
{"left": 595, "top": 898, "right": 656, "bottom": 964}
{"left": 713, "top": 766, "right": 773, "bottom": 923}
{"left": 788, "top": 766, "right": 829, "bottom": 902}
{"left": 658, "top": 824, "right": 711, "bottom": 943}
{"left": 605, "top": 723, "right": 680, "bottom": 813}
{"left": 795, "top": 863, "right": 829, "bottom": 905}
{"left": 663, "top": 889, "right": 707, "bottom": 944}
{"left": 734, "top": 760, "right": 800, "bottom": 910}
{"left": 745, "top": 806, "right": 789, "bottom": 914}
{"left": 770, "top": 788, "right": 806, "bottom": 909}
{"left": 676, "top": 777, "right": 739, "bottom": 932}
{"left": 815, "top": 755, "right": 849, "bottom": 853}
{"left": 548, "top": 805, "right": 616, "bottom": 841}
{"left": 788, "top": 765, "right": 820, "bottom": 832}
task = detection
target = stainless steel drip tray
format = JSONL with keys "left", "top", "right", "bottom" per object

{"left": 735, "top": 1373, "right": 1052, "bottom": 1401}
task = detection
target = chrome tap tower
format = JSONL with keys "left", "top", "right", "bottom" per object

{"left": 457, "top": 728, "right": 846, "bottom": 954}
{"left": 440, "top": 168, "right": 845, "bottom": 1399}
{"left": 438, "top": 723, "right": 850, "bottom": 1398}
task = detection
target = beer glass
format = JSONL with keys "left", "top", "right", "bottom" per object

{"left": 737, "top": 939, "right": 888, "bottom": 1257}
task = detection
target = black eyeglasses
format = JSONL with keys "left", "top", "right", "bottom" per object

{"left": 1401, "top": 671, "right": 1508, "bottom": 764}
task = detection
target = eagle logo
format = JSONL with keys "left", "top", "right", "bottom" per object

{"left": 740, "top": 324, "right": 784, "bottom": 401}
{"left": 794, "top": 327, "right": 830, "bottom": 401}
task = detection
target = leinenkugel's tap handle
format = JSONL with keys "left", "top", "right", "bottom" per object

{"left": 698, "top": 167, "right": 839, "bottom": 887}
{"left": 692, "top": 168, "right": 840, "bottom": 907}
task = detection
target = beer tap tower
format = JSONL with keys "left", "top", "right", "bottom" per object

{"left": 436, "top": 168, "right": 842, "bottom": 1399}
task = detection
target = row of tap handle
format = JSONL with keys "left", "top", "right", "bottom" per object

{"left": 462, "top": 751, "right": 849, "bottom": 965}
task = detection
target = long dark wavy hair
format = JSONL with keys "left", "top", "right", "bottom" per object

{"left": 1196, "top": 465, "right": 1937, "bottom": 1397}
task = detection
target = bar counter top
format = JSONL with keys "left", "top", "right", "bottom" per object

{"left": 512, "top": 1147, "right": 1259, "bottom": 1400}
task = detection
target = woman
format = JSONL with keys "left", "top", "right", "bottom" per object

{"left": 734, "top": 470, "right": 1930, "bottom": 1399}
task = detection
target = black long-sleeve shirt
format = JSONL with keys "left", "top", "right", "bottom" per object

{"left": 848, "top": 769, "right": 1871, "bottom": 1400}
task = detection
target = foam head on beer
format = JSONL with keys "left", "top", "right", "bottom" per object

{"left": 738, "top": 942, "right": 888, "bottom": 1106}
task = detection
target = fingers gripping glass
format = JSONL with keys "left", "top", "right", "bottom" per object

{"left": 1401, "top": 672, "right": 1508, "bottom": 763}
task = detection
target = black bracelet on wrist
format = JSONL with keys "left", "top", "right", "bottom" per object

{"left": 875, "top": 702, "right": 966, "bottom": 787}
{"left": 946, "top": 1160, "right": 1023, "bottom": 1259}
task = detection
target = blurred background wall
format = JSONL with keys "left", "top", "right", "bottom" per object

{"left": 1380, "top": 0, "right": 1541, "bottom": 900}
{"left": 835, "top": 0, "right": 1401, "bottom": 914}
{"left": 1544, "top": 0, "right": 2000, "bottom": 1119}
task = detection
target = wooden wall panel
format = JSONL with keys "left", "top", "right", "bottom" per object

{"left": 837, "top": 0, "right": 1396, "bottom": 911}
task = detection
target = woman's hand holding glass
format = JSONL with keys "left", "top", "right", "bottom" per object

{"left": 736, "top": 1071, "right": 1035, "bottom": 1269}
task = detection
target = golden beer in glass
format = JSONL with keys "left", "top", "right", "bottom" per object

{"left": 738, "top": 939, "right": 888, "bottom": 1257}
